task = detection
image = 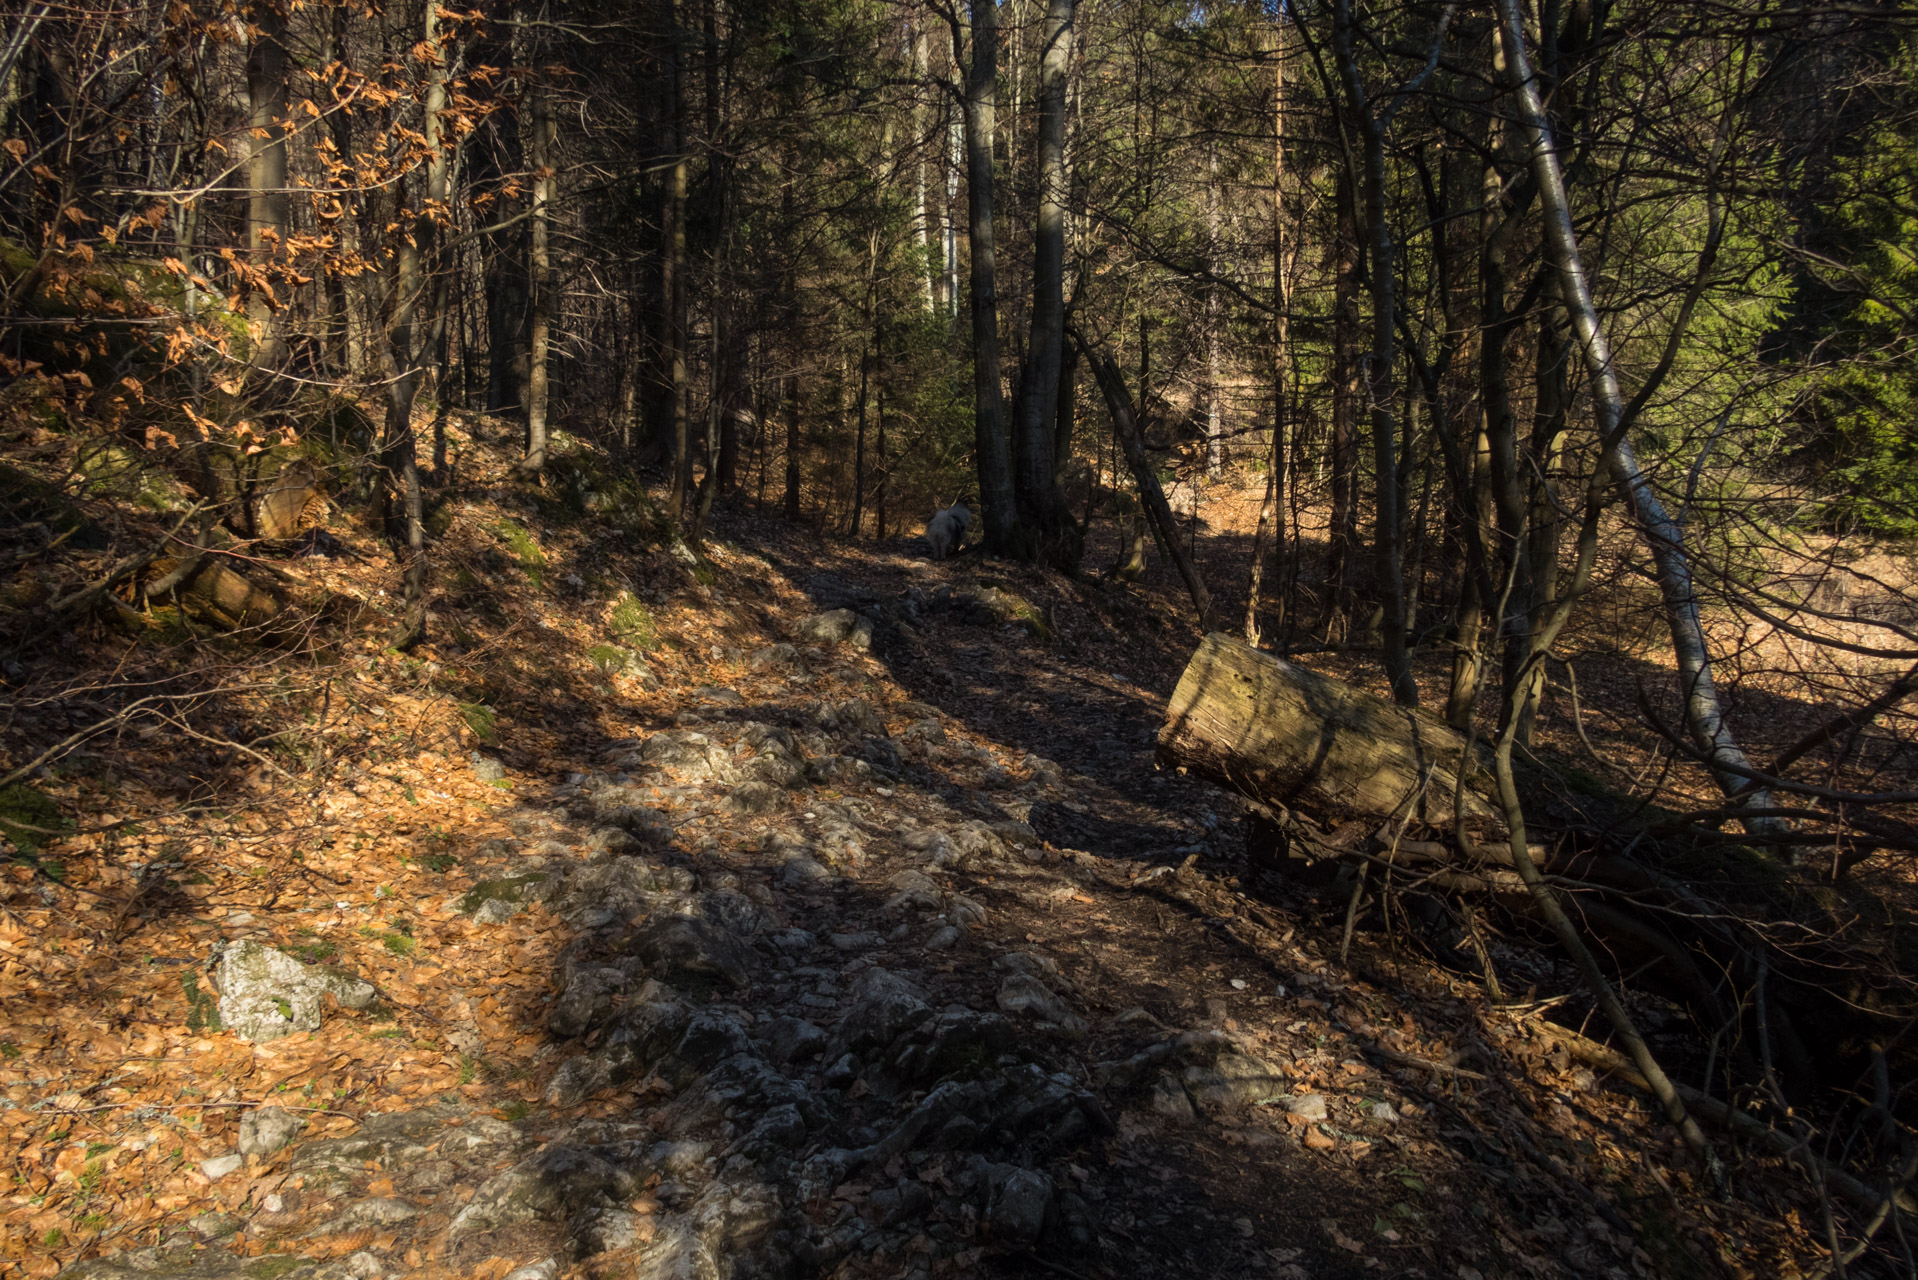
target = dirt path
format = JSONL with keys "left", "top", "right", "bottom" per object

{"left": 20, "top": 505, "right": 1732, "bottom": 1280}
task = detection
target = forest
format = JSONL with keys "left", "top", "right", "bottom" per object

{"left": 8, "top": 0, "right": 1918, "bottom": 1277}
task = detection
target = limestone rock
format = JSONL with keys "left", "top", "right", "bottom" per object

{"left": 796, "top": 608, "right": 871, "bottom": 649}
{"left": 238, "top": 1105, "right": 304, "bottom": 1157}
{"left": 446, "top": 867, "right": 568, "bottom": 925}
{"left": 451, "top": 1144, "right": 639, "bottom": 1237}
{"left": 807, "top": 754, "right": 872, "bottom": 788}
{"left": 760, "top": 1016, "right": 826, "bottom": 1065}
{"left": 216, "top": 940, "right": 375, "bottom": 1043}
{"left": 996, "top": 974, "right": 1087, "bottom": 1036}
{"left": 470, "top": 753, "right": 507, "bottom": 783}
{"left": 629, "top": 914, "right": 755, "bottom": 988}
{"left": 723, "top": 781, "right": 782, "bottom": 816}
{"left": 749, "top": 642, "right": 801, "bottom": 672}
{"left": 200, "top": 1153, "right": 243, "bottom": 1180}
{"left": 986, "top": 1167, "right": 1054, "bottom": 1244}
{"left": 834, "top": 968, "right": 932, "bottom": 1055}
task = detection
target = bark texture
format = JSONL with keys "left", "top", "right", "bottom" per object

{"left": 1158, "top": 633, "right": 1502, "bottom": 835}
{"left": 964, "top": 0, "right": 1019, "bottom": 554}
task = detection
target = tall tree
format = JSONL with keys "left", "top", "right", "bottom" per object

{"left": 961, "top": 0, "right": 1019, "bottom": 554}
{"left": 1012, "top": 0, "right": 1078, "bottom": 566}
{"left": 244, "top": 0, "right": 290, "bottom": 374}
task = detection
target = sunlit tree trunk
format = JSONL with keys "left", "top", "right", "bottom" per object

{"left": 1493, "top": 0, "right": 1784, "bottom": 838}
{"left": 244, "top": 1, "right": 289, "bottom": 373}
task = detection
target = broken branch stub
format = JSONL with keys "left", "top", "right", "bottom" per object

{"left": 1156, "top": 633, "right": 1503, "bottom": 837}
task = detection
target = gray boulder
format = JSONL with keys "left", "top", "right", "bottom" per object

{"left": 216, "top": 940, "right": 376, "bottom": 1042}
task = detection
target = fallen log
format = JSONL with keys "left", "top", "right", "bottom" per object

{"left": 1157, "top": 632, "right": 1502, "bottom": 836}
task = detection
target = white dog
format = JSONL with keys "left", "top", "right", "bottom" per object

{"left": 926, "top": 502, "right": 972, "bottom": 560}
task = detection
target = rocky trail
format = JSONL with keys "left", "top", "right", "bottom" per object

{"left": 13, "top": 503, "right": 1757, "bottom": 1280}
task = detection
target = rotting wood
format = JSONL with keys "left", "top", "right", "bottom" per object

{"left": 1157, "top": 632, "right": 1501, "bottom": 834}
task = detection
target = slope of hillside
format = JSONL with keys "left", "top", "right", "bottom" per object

{"left": 1, "top": 423, "right": 1813, "bottom": 1280}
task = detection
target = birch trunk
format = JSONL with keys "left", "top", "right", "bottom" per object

{"left": 1492, "top": 0, "right": 1782, "bottom": 839}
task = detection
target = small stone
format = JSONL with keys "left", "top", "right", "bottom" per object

{"left": 471, "top": 753, "right": 507, "bottom": 783}
{"left": 345, "top": 1252, "right": 385, "bottom": 1279}
{"left": 238, "top": 1105, "right": 303, "bottom": 1157}
{"left": 189, "top": 1210, "right": 242, "bottom": 1240}
{"left": 1284, "top": 1093, "right": 1328, "bottom": 1122}
{"left": 996, "top": 973, "right": 1087, "bottom": 1035}
{"left": 768, "top": 928, "right": 817, "bottom": 956}
{"left": 830, "top": 931, "right": 883, "bottom": 951}
{"left": 762, "top": 1016, "right": 827, "bottom": 1065}
{"left": 924, "top": 925, "right": 961, "bottom": 951}
{"left": 796, "top": 608, "right": 860, "bottom": 645}
{"left": 1370, "top": 1101, "right": 1399, "bottom": 1124}
{"left": 750, "top": 643, "right": 801, "bottom": 672}
{"left": 988, "top": 1168, "right": 1054, "bottom": 1245}
{"left": 503, "top": 1262, "right": 559, "bottom": 1280}
{"left": 779, "top": 855, "right": 832, "bottom": 887}
{"left": 724, "top": 781, "right": 782, "bottom": 815}
{"left": 200, "top": 1153, "right": 243, "bottom": 1180}
{"left": 695, "top": 686, "right": 744, "bottom": 705}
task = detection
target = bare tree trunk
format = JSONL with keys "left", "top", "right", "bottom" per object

{"left": 1493, "top": 0, "right": 1782, "bottom": 839}
{"left": 379, "top": 0, "right": 453, "bottom": 651}
{"left": 962, "top": 0, "right": 1019, "bottom": 553}
{"left": 245, "top": 1, "right": 289, "bottom": 374}
{"left": 1203, "top": 147, "right": 1223, "bottom": 479}
{"left": 1012, "top": 0, "right": 1076, "bottom": 566}
{"left": 1328, "top": 154, "right": 1361, "bottom": 630}
{"left": 1247, "top": 31, "right": 1288, "bottom": 647}
{"left": 1052, "top": 336, "right": 1077, "bottom": 487}
{"left": 1079, "top": 332, "right": 1214, "bottom": 629}
{"left": 782, "top": 370, "right": 800, "bottom": 522}
{"left": 1331, "top": 0, "right": 1419, "bottom": 706}
{"left": 876, "top": 374, "right": 889, "bottom": 539}
{"left": 668, "top": 0, "right": 691, "bottom": 520}
{"left": 911, "top": 26, "right": 938, "bottom": 313}
{"left": 521, "top": 32, "right": 554, "bottom": 473}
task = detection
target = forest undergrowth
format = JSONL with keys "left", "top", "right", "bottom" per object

{"left": 2, "top": 412, "right": 1910, "bottom": 1280}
